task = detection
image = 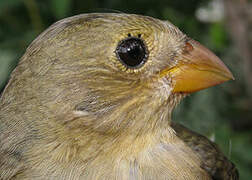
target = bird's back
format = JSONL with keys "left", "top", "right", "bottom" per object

{"left": 172, "top": 122, "right": 239, "bottom": 180}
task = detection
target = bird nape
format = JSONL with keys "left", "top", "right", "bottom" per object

{"left": 0, "top": 13, "right": 238, "bottom": 180}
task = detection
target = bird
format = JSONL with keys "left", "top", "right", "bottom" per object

{"left": 0, "top": 13, "right": 238, "bottom": 179}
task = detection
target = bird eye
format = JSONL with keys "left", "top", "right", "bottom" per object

{"left": 115, "top": 37, "right": 148, "bottom": 69}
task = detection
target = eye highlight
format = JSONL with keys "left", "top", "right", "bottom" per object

{"left": 115, "top": 37, "right": 149, "bottom": 69}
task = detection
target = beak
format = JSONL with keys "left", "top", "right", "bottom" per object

{"left": 160, "top": 39, "right": 234, "bottom": 93}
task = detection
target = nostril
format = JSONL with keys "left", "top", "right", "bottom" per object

{"left": 184, "top": 42, "right": 194, "bottom": 53}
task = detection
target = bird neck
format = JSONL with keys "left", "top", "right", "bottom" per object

{"left": 95, "top": 93, "right": 184, "bottom": 136}
{"left": 57, "top": 93, "right": 185, "bottom": 145}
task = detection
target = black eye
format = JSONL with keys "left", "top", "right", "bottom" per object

{"left": 115, "top": 37, "right": 148, "bottom": 69}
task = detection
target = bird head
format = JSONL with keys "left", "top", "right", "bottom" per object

{"left": 4, "top": 13, "right": 233, "bottom": 135}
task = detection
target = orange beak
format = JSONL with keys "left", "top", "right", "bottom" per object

{"left": 160, "top": 39, "right": 234, "bottom": 93}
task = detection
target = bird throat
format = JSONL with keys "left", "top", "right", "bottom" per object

{"left": 69, "top": 91, "right": 186, "bottom": 137}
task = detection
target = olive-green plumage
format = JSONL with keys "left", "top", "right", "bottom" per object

{"left": 0, "top": 13, "right": 238, "bottom": 179}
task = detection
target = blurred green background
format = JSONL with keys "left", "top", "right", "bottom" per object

{"left": 0, "top": 0, "right": 251, "bottom": 179}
